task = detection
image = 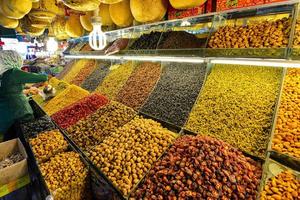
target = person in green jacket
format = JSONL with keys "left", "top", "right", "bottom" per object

{"left": 0, "top": 50, "right": 48, "bottom": 141}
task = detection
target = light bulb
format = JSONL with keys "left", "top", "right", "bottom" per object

{"left": 89, "top": 16, "right": 107, "bottom": 51}
{"left": 46, "top": 37, "right": 58, "bottom": 53}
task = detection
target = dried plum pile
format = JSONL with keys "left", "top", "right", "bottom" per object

{"left": 141, "top": 63, "right": 206, "bottom": 126}
{"left": 21, "top": 116, "right": 56, "bottom": 139}
{"left": 80, "top": 62, "right": 110, "bottom": 92}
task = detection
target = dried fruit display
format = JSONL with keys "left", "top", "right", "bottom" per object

{"left": 67, "top": 101, "right": 137, "bottom": 151}
{"left": 157, "top": 31, "right": 207, "bottom": 49}
{"left": 208, "top": 18, "right": 291, "bottom": 48}
{"left": 44, "top": 85, "right": 89, "bottom": 116}
{"left": 0, "top": 153, "right": 24, "bottom": 169}
{"left": 141, "top": 63, "right": 206, "bottom": 126}
{"left": 80, "top": 62, "right": 110, "bottom": 92}
{"left": 293, "top": 20, "right": 300, "bottom": 47}
{"left": 62, "top": 59, "right": 90, "bottom": 83}
{"left": 29, "top": 129, "right": 68, "bottom": 163}
{"left": 70, "top": 59, "right": 97, "bottom": 86}
{"left": 129, "top": 32, "right": 165, "bottom": 50}
{"left": 272, "top": 68, "right": 300, "bottom": 158}
{"left": 116, "top": 62, "right": 161, "bottom": 110}
{"left": 186, "top": 64, "right": 282, "bottom": 158}
{"left": 56, "top": 60, "right": 76, "bottom": 80}
{"left": 21, "top": 116, "right": 56, "bottom": 139}
{"left": 33, "top": 78, "right": 69, "bottom": 107}
{"left": 261, "top": 171, "right": 299, "bottom": 200}
{"left": 96, "top": 62, "right": 134, "bottom": 99}
{"left": 40, "top": 152, "right": 89, "bottom": 200}
{"left": 51, "top": 93, "right": 109, "bottom": 129}
{"left": 131, "top": 135, "right": 262, "bottom": 200}
{"left": 87, "top": 117, "right": 177, "bottom": 196}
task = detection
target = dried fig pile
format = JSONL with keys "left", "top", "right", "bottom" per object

{"left": 208, "top": 18, "right": 291, "bottom": 48}
{"left": 261, "top": 171, "right": 299, "bottom": 200}
{"left": 40, "top": 152, "right": 88, "bottom": 200}
{"left": 131, "top": 135, "right": 262, "bottom": 200}
{"left": 186, "top": 64, "right": 282, "bottom": 158}
{"left": 29, "top": 129, "right": 68, "bottom": 163}
{"left": 87, "top": 117, "right": 177, "bottom": 196}
{"left": 67, "top": 101, "right": 137, "bottom": 151}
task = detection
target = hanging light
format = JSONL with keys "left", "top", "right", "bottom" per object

{"left": 46, "top": 37, "right": 58, "bottom": 53}
{"left": 89, "top": 9, "right": 107, "bottom": 50}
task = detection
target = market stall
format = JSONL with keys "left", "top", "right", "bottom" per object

{"left": 0, "top": 0, "right": 300, "bottom": 199}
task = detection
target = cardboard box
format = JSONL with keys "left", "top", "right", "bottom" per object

{"left": 0, "top": 139, "right": 28, "bottom": 186}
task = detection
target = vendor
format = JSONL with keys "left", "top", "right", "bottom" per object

{"left": 0, "top": 50, "right": 48, "bottom": 141}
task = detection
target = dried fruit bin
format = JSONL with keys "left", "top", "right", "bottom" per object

{"left": 130, "top": 135, "right": 264, "bottom": 199}
{"left": 258, "top": 156, "right": 300, "bottom": 200}
{"left": 85, "top": 116, "right": 179, "bottom": 199}
{"left": 185, "top": 64, "right": 284, "bottom": 160}
{"left": 266, "top": 68, "right": 300, "bottom": 171}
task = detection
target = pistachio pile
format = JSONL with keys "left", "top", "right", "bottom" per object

{"left": 67, "top": 101, "right": 137, "bottom": 151}
{"left": 87, "top": 117, "right": 177, "bottom": 196}
{"left": 186, "top": 64, "right": 282, "bottom": 158}
{"left": 261, "top": 171, "right": 299, "bottom": 200}
{"left": 29, "top": 129, "right": 68, "bottom": 163}
{"left": 272, "top": 68, "right": 300, "bottom": 159}
{"left": 131, "top": 135, "right": 262, "bottom": 200}
{"left": 208, "top": 18, "right": 291, "bottom": 48}
{"left": 40, "top": 152, "right": 88, "bottom": 200}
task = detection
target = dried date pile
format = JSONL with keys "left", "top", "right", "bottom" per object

{"left": 116, "top": 62, "right": 161, "bottom": 110}
{"left": 131, "top": 135, "right": 262, "bottom": 200}
{"left": 21, "top": 116, "right": 56, "bottom": 139}
{"left": 80, "top": 62, "right": 110, "bottom": 92}
{"left": 208, "top": 18, "right": 291, "bottom": 48}
{"left": 186, "top": 64, "right": 282, "bottom": 158}
{"left": 67, "top": 101, "right": 136, "bottom": 151}
{"left": 87, "top": 117, "right": 177, "bottom": 196}
{"left": 141, "top": 63, "right": 206, "bottom": 126}
{"left": 51, "top": 93, "right": 109, "bottom": 129}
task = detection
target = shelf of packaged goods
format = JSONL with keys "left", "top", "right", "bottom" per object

{"left": 68, "top": 0, "right": 298, "bottom": 43}
{"left": 64, "top": 53, "right": 300, "bottom": 68}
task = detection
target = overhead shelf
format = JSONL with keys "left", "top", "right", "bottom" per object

{"left": 69, "top": 0, "right": 298, "bottom": 43}
{"left": 64, "top": 52, "right": 300, "bottom": 68}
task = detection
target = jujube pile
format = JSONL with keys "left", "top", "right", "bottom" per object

{"left": 131, "top": 135, "right": 262, "bottom": 200}
{"left": 51, "top": 93, "right": 109, "bottom": 129}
